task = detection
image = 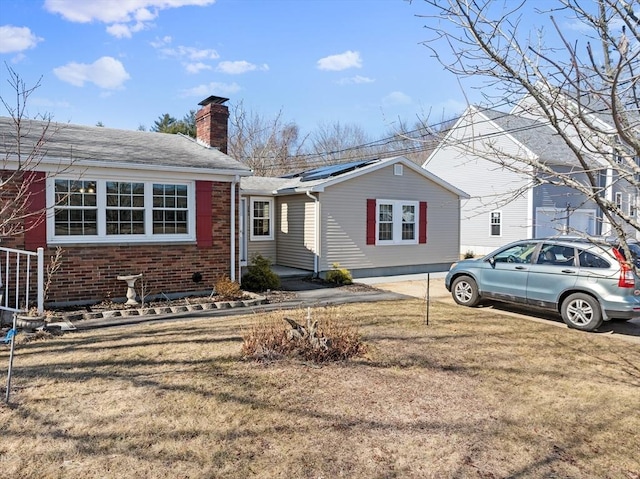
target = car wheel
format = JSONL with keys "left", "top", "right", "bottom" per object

{"left": 561, "top": 293, "right": 603, "bottom": 331}
{"left": 451, "top": 275, "right": 480, "bottom": 307}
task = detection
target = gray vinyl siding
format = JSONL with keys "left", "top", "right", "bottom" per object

{"left": 424, "top": 109, "right": 532, "bottom": 255}
{"left": 275, "top": 195, "right": 315, "bottom": 270}
{"left": 319, "top": 164, "right": 461, "bottom": 272}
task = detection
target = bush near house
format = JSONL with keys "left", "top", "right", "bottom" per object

{"left": 325, "top": 263, "right": 353, "bottom": 285}
{"left": 241, "top": 254, "right": 281, "bottom": 292}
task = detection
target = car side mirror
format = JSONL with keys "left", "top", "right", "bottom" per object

{"left": 488, "top": 257, "right": 495, "bottom": 267}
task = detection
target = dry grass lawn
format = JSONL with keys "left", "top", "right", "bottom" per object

{"left": 1, "top": 299, "right": 639, "bottom": 479}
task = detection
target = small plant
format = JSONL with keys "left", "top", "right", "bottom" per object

{"left": 241, "top": 254, "right": 281, "bottom": 293}
{"left": 325, "top": 263, "right": 353, "bottom": 285}
{"left": 464, "top": 250, "right": 475, "bottom": 259}
{"left": 214, "top": 275, "right": 242, "bottom": 300}
{"left": 43, "top": 246, "right": 64, "bottom": 301}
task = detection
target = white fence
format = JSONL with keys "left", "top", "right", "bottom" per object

{"left": 0, "top": 246, "right": 44, "bottom": 315}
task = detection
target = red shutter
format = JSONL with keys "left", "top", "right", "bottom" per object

{"left": 24, "top": 171, "right": 47, "bottom": 250}
{"left": 366, "top": 199, "right": 376, "bottom": 245}
{"left": 419, "top": 201, "right": 427, "bottom": 244}
{"left": 196, "top": 181, "right": 213, "bottom": 248}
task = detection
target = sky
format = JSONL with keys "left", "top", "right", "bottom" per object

{"left": 0, "top": 0, "right": 582, "bottom": 139}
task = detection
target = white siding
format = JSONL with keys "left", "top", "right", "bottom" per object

{"left": 319, "top": 164, "right": 461, "bottom": 272}
{"left": 424, "top": 109, "right": 532, "bottom": 255}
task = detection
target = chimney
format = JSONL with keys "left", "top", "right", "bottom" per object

{"left": 195, "top": 95, "right": 229, "bottom": 154}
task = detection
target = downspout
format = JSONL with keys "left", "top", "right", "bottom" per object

{"left": 230, "top": 176, "right": 238, "bottom": 282}
{"left": 306, "top": 191, "right": 319, "bottom": 277}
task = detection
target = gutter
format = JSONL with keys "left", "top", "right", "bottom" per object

{"left": 231, "top": 176, "right": 238, "bottom": 282}
{"left": 306, "top": 191, "right": 320, "bottom": 276}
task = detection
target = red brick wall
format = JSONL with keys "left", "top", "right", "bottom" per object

{"left": 4, "top": 178, "right": 240, "bottom": 305}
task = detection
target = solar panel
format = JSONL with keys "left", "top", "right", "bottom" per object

{"left": 299, "top": 159, "right": 378, "bottom": 182}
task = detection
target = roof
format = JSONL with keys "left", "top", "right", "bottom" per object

{"left": 241, "top": 156, "right": 469, "bottom": 198}
{"left": 0, "top": 117, "right": 252, "bottom": 175}
{"left": 482, "top": 109, "right": 582, "bottom": 167}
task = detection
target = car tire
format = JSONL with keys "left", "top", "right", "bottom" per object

{"left": 561, "top": 293, "right": 603, "bottom": 331}
{"left": 451, "top": 275, "right": 481, "bottom": 307}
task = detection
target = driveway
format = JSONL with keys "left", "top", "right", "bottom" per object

{"left": 359, "top": 273, "right": 640, "bottom": 344}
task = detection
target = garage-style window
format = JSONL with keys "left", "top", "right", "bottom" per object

{"left": 50, "top": 178, "right": 195, "bottom": 243}
{"left": 250, "top": 197, "right": 274, "bottom": 241}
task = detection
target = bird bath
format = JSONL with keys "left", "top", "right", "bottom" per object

{"left": 117, "top": 274, "right": 143, "bottom": 305}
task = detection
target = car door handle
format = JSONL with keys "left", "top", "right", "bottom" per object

{"left": 561, "top": 269, "right": 576, "bottom": 274}
{"left": 515, "top": 266, "right": 527, "bottom": 270}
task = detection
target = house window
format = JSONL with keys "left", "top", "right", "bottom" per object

{"left": 629, "top": 194, "right": 637, "bottom": 217}
{"left": 615, "top": 192, "right": 623, "bottom": 210}
{"left": 490, "top": 211, "right": 502, "bottom": 236}
{"left": 376, "top": 200, "right": 419, "bottom": 245}
{"left": 50, "top": 178, "right": 194, "bottom": 243}
{"left": 106, "top": 182, "right": 145, "bottom": 235}
{"left": 250, "top": 197, "right": 273, "bottom": 241}
{"left": 54, "top": 180, "right": 98, "bottom": 236}
{"left": 153, "top": 184, "right": 188, "bottom": 234}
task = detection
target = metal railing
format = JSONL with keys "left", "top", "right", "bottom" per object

{"left": 0, "top": 246, "right": 44, "bottom": 314}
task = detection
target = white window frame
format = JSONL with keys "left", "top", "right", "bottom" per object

{"left": 490, "top": 210, "right": 502, "bottom": 237}
{"left": 376, "top": 199, "right": 419, "bottom": 246}
{"left": 615, "top": 192, "right": 623, "bottom": 210}
{"left": 629, "top": 193, "right": 637, "bottom": 217}
{"left": 250, "top": 197, "right": 274, "bottom": 241}
{"left": 47, "top": 177, "right": 196, "bottom": 244}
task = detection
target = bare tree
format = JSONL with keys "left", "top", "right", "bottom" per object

{"left": 0, "top": 66, "right": 62, "bottom": 240}
{"left": 416, "top": 0, "right": 640, "bottom": 253}
{"left": 227, "top": 100, "right": 308, "bottom": 176}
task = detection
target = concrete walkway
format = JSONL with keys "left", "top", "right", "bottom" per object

{"left": 358, "top": 272, "right": 452, "bottom": 302}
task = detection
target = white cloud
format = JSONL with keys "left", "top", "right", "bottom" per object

{"left": 0, "top": 25, "right": 43, "bottom": 53}
{"left": 317, "top": 50, "right": 362, "bottom": 71}
{"left": 216, "top": 60, "right": 269, "bottom": 74}
{"left": 337, "top": 75, "right": 374, "bottom": 85}
{"left": 382, "top": 91, "right": 412, "bottom": 106}
{"left": 150, "top": 35, "right": 172, "bottom": 48}
{"left": 186, "top": 62, "right": 212, "bottom": 74}
{"left": 158, "top": 44, "right": 219, "bottom": 61}
{"left": 44, "top": 0, "right": 215, "bottom": 38}
{"left": 181, "top": 82, "right": 241, "bottom": 97}
{"left": 53, "top": 56, "right": 131, "bottom": 89}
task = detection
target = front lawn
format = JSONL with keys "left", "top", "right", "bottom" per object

{"left": 1, "top": 300, "right": 639, "bottom": 478}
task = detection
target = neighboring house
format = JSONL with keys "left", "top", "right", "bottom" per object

{"left": 240, "top": 156, "right": 469, "bottom": 278}
{"left": 423, "top": 97, "right": 639, "bottom": 256}
{"left": 0, "top": 96, "right": 252, "bottom": 305}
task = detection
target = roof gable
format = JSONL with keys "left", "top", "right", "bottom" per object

{"left": 241, "top": 156, "right": 469, "bottom": 199}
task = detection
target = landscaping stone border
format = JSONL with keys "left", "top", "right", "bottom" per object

{"left": 54, "top": 294, "right": 267, "bottom": 323}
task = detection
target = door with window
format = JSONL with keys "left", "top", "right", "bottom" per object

{"left": 480, "top": 241, "right": 538, "bottom": 303}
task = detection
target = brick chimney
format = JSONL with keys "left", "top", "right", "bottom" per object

{"left": 195, "top": 95, "right": 229, "bottom": 154}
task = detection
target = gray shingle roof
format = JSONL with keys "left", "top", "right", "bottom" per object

{"left": 0, "top": 117, "right": 252, "bottom": 174}
{"left": 482, "top": 108, "right": 587, "bottom": 167}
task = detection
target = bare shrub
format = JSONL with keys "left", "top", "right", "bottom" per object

{"left": 214, "top": 275, "right": 243, "bottom": 300}
{"left": 242, "top": 307, "right": 366, "bottom": 363}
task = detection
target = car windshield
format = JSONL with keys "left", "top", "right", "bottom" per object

{"left": 492, "top": 242, "right": 537, "bottom": 264}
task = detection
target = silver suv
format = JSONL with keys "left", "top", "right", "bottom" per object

{"left": 445, "top": 238, "right": 640, "bottom": 331}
